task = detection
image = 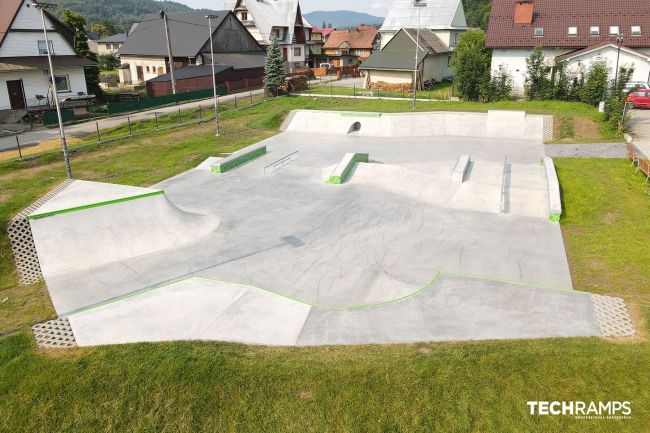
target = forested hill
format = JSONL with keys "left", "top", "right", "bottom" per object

{"left": 463, "top": 0, "right": 492, "bottom": 30}
{"left": 50, "top": 0, "right": 215, "bottom": 29}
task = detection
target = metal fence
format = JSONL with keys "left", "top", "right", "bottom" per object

{"left": 4, "top": 91, "right": 270, "bottom": 163}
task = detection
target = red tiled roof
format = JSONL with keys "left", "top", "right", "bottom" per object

{"left": 486, "top": 0, "right": 650, "bottom": 49}
{"left": 312, "top": 27, "right": 336, "bottom": 37}
{"left": 323, "top": 27, "right": 378, "bottom": 50}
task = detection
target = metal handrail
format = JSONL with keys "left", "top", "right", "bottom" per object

{"left": 264, "top": 151, "right": 299, "bottom": 174}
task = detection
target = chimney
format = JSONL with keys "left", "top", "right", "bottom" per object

{"left": 514, "top": 0, "right": 534, "bottom": 25}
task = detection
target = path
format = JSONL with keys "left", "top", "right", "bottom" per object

{"left": 628, "top": 109, "right": 650, "bottom": 158}
{"left": 544, "top": 143, "right": 627, "bottom": 158}
{"left": 0, "top": 88, "right": 264, "bottom": 152}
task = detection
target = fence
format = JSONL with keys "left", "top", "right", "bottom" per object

{"left": 42, "top": 86, "right": 230, "bottom": 126}
{"left": 3, "top": 91, "right": 271, "bottom": 163}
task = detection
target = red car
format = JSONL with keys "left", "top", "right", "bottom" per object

{"left": 626, "top": 89, "right": 650, "bottom": 108}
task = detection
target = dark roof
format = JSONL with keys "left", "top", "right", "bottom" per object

{"left": 360, "top": 28, "right": 450, "bottom": 71}
{"left": 119, "top": 12, "right": 230, "bottom": 57}
{"left": 147, "top": 52, "right": 265, "bottom": 82}
{"left": 486, "top": 0, "right": 650, "bottom": 49}
{"left": 0, "top": 55, "right": 97, "bottom": 72}
{"left": 87, "top": 31, "right": 100, "bottom": 40}
{"left": 97, "top": 33, "right": 128, "bottom": 43}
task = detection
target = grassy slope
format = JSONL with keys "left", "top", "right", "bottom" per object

{"left": 0, "top": 96, "right": 648, "bottom": 431}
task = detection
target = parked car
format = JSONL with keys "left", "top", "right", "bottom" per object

{"left": 626, "top": 89, "right": 650, "bottom": 108}
{"left": 624, "top": 81, "right": 650, "bottom": 93}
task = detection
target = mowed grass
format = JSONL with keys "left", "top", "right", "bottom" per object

{"left": 0, "top": 96, "right": 649, "bottom": 431}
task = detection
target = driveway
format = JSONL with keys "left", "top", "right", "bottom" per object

{"left": 628, "top": 108, "right": 650, "bottom": 157}
{"left": 0, "top": 88, "right": 265, "bottom": 152}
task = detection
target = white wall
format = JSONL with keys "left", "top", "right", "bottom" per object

{"left": 119, "top": 56, "right": 167, "bottom": 84}
{"left": 97, "top": 43, "right": 123, "bottom": 56}
{"left": 564, "top": 48, "right": 650, "bottom": 84}
{"left": 367, "top": 69, "right": 412, "bottom": 85}
{"left": 0, "top": 67, "right": 88, "bottom": 110}
{"left": 0, "top": 32, "right": 76, "bottom": 58}
{"left": 491, "top": 48, "right": 570, "bottom": 95}
{"left": 379, "top": 31, "right": 397, "bottom": 49}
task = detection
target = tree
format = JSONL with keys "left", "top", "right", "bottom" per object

{"left": 322, "top": 21, "right": 326, "bottom": 28}
{"left": 462, "top": 0, "right": 492, "bottom": 29}
{"left": 604, "top": 66, "right": 635, "bottom": 135}
{"left": 264, "top": 37, "right": 285, "bottom": 96}
{"left": 579, "top": 59, "right": 609, "bottom": 106}
{"left": 451, "top": 30, "right": 491, "bottom": 101}
{"left": 61, "top": 9, "right": 102, "bottom": 97}
{"left": 98, "top": 53, "right": 120, "bottom": 70}
{"left": 524, "top": 46, "right": 551, "bottom": 100}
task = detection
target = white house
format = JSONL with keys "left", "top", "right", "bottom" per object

{"left": 96, "top": 33, "right": 128, "bottom": 56}
{"left": 0, "top": 0, "right": 94, "bottom": 114}
{"left": 486, "top": 0, "right": 650, "bottom": 95}
{"left": 379, "top": 0, "right": 467, "bottom": 49}
{"left": 223, "top": 0, "right": 312, "bottom": 72}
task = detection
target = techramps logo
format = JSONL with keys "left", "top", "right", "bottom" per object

{"left": 526, "top": 401, "right": 633, "bottom": 420}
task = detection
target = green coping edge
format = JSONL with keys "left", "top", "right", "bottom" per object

{"left": 68, "top": 268, "right": 584, "bottom": 317}
{"left": 327, "top": 153, "right": 369, "bottom": 184}
{"left": 28, "top": 190, "right": 165, "bottom": 220}
{"left": 341, "top": 112, "right": 381, "bottom": 118}
{"left": 548, "top": 213, "right": 561, "bottom": 223}
{"left": 212, "top": 146, "right": 266, "bottom": 174}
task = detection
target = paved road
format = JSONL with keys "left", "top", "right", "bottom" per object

{"left": 628, "top": 109, "right": 650, "bottom": 158}
{"left": 0, "top": 88, "right": 265, "bottom": 152}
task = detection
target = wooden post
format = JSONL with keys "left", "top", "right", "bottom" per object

{"left": 15, "top": 135, "right": 22, "bottom": 159}
{"left": 127, "top": 117, "right": 132, "bottom": 136}
{"left": 96, "top": 122, "right": 100, "bottom": 142}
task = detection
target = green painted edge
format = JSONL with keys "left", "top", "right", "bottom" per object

{"left": 548, "top": 213, "right": 561, "bottom": 223}
{"left": 211, "top": 146, "right": 266, "bottom": 174}
{"left": 67, "top": 269, "right": 586, "bottom": 317}
{"left": 28, "top": 190, "right": 165, "bottom": 220}
{"left": 327, "top": 153, "right": 369, "bottom": 185}
{"left": 341, "top": 112, "right": 381, "bottom": 118}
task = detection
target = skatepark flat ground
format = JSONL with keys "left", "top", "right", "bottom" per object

{"left": 28, "top": 110, "right": 603, "bottom": 346}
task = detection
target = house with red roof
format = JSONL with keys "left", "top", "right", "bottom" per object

{"left": 319, "top": 26, "right": 381, "bottom": 67}
{"left": 486, "top": 0, "right": 650, "bottom": 95}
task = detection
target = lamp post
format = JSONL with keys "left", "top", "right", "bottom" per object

{"left": 34, "top": 2, "right": 72, "bottom": 179}
{"left": 614, "top": 33, "right": 624, "bottom": 86}
{"left": 413, "top": 0, "right": 427, "bottom": 110}
{"left": 160, "top": 11, "right": 177, "bottom": 94}
{"left": 206, "top": 15, "right": 220, "bottom": 136}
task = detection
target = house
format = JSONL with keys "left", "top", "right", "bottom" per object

{"left": 224, "top": 0, "right": 312, "bottom": 72}
{"left": 87, "top": 31, "right": 99, "bottom": 54}
{"left": 486, "top": 0, "right": 650, "bottom": 95}
{"left": 96, "top": 33, "right": 127, "bottom": 56}
{"left": 318, "top": 26, "right": 380, "bottom": 67}
{"left": 117, "top": 11, "right": 264, "bottom": 88}
{"left": 309, "top": 26, "right": 334, "bottom": 66}
{"left": 0, "top": 0, "right": 95, "bottom": 115}
{"left": 360, "top": 28, "right": 453, "bottom": 90}
{"left": 379, "top": 0, "right": 467, "bottom": 49}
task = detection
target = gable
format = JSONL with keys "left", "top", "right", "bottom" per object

{"left": 201, "top": 12, "right": 265, "bottom": 53}
{"left": 380, "top": 0, "right": 467, "bottom": 32}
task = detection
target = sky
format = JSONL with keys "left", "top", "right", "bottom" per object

{"left": 178, "top": 0, "right": 390, "bottom": 16}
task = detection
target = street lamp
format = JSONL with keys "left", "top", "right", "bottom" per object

{"left": 206, "top": 15, "right": 220, "bottom": 136}
{"left": 413, "top": 0, "right": 427, "bottom": 110}
{"left": 614, "top": 33, "right": 624, "bottom": 86}
{"left": 34, "top": 2, "right": 72, "bottom": 179}
{"left": 160, "top": 11, "right": 177, "bottom": 94}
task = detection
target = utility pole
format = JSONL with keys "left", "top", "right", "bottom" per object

{"left": 35, "top": 2, "right": 72, "bottom": 179}
{"left": 206, "top": 15, "right": 220, "bottom": 136}
{"left": 614, "top": 33, "right": 624, "bottom": 86}
{"left": 160, "top": 11, "right": 176, "bottom": 94}
{"left": 413, "top": 0, "right": 427, "bottom": 110}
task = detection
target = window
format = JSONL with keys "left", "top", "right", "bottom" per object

{"left": 610, "top": 26, "right": 620, "bottom": 35}
{"left": 294, "top": 47, "right": 301, "bottom": 56}
{"left": 241, "top": 12, "right": 247, "bottom": 20}
{"left": 53, "top": 75, "right": 70, "bottom": 92}
{"left": 105, "top": 44, "right": 111, "bottom": 49}
{"left": 273, "top": 29, "right": 281, "bottom": 39}
{"left": 447, "top": 55, "right": 452, "bottom": 67}
{"left": 113, "top": 44, "right": 120, "bottom": 50}
{"left": 146, "top": 66, "right": 150, "bottom": 72}
{"left": 568, "top": 26, "right": 578, "bottom": 36}
{"left": 534, "top": 27, "right": 544, "bottom": 36}
{"left": 631, "top": 26, "right": 642, "bottom": 35}
{"left": 37, "top": 40, "right": 53, "bottom": 55}
{"left": 590, "top": 26, "right": 600, "bottom": 35}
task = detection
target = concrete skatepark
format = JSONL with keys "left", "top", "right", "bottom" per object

{"left": 24, "top": 110, "right": 609, "bottom": 346}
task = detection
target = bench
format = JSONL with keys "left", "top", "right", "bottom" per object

{"left": 328, "top": 153, "right": 369, "bottom": 184}
{"left": 211, "top": 143, "right": 266, "bottom": 174}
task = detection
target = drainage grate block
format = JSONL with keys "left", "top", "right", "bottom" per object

{"left": 591, "top": 295, "right": 635, "bottom": 337}
{"left": 32, "top": 317, "right": 77, "bottom": 348}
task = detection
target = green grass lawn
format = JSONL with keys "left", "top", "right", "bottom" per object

{"left": 0, "top": 96, "right": 648, "bottom": 431}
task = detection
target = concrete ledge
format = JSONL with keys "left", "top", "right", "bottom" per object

{"left": 544, "top": 157, "right": 562, "bottom": 222}
{"left": 328, "top": 153, "right": 369, "bottom": 184}
{"left": 451, "top": 154, "right": 470, "bottom": 183}
{"left": 211, "top": 143, "right": 266, "bottom": 174}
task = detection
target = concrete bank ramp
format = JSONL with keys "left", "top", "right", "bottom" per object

{"left": 28, "top": 180, "right": 219, "bottom": 312}
{"left": 285, "top": 110, "right": 546, "bottom": 140}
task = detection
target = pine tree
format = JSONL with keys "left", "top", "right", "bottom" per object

{"left": 264, "top": 37, "right": 285, "bottom": 96}
{"left": 61, "top": 9, "right": 102, "bottom": 97}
